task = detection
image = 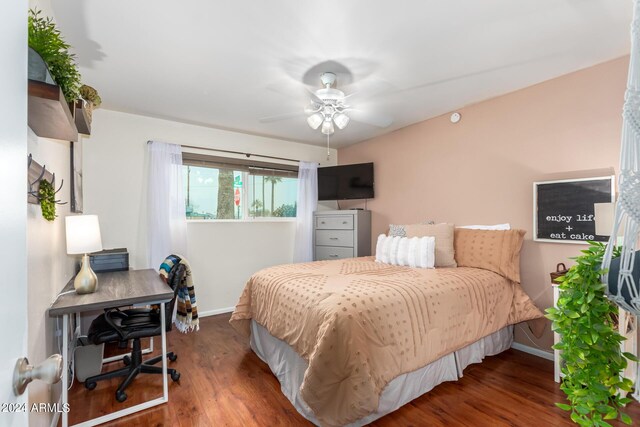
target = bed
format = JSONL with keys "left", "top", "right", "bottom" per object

{"left": 229, "top": 229, "right": 543, "bottom": 426}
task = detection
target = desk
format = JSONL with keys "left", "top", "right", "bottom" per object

{"left": 49, "top": 269, "right": 174, "bottom": 427}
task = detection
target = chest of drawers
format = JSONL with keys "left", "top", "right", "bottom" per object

{"left": 313, "top": 210, "right": 371, "bottom": 261}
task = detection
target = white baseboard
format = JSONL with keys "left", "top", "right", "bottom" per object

{"left": 511, "top": 342, "right": 554, "bottom": 361}
{"left": 199, "top": 306, "right": 235, "bottom": 317}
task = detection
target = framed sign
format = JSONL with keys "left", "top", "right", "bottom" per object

{"left": 533, "top": 176, "right": 614, "bottom": 244}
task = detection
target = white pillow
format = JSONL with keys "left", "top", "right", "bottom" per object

{"left": 457, "top": 223, "right": 511, "bottom": 230}
{"left": 375, "top": 234, "right": 435, "bottom": 269}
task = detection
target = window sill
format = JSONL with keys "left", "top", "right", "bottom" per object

{"left": 187, "top": 218, "right": 296, "bottom": 224}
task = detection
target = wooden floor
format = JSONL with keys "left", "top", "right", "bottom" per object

{"left": 67, "top": 314, "right": 640, "bottom": 426}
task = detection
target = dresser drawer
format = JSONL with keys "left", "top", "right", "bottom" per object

{"left": 315, "top": 246, "right": 354, "bottom": 261}
{"left": 316, "top": 230, "right": 354, "bottom": 247}
{"left": 316, "top": 215, "right": 353, "bottom": 230}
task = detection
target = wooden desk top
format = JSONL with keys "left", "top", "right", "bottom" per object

{"left": 49, "top": 269, "right": 173, "bottom": 317}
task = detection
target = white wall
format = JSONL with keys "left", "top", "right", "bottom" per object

{"left": 22, "top": 3, "right": 78, "bottom": 425}
{"left": 0, "top": 1, "right": 28, "bottom": 426}
{"left": 26, "top": 130, "right": 77, "bottom": 427}
{"left": 84, "top": 109, "right": 336, "bottom": 313}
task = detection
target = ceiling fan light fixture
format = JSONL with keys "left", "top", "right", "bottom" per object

{"left": 333, "top": 113, "right": 350, "bottom": 130}
{"left": 304, "top": 103, "right": 321, "bottom": 114}
{"left": 321, "top": 117, "right": 335, "bottom": 135}
{"left": 307, "top": 113, "right": 323, "bottom": 130}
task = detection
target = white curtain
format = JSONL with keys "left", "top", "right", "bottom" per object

{"left": 293, "top": 161, "right": 318, "bottom": 263}
{"left": 147, "top": 141, "right": 188, "bottom": 269}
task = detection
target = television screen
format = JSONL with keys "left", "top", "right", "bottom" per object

{"left": 318, "top": 163, "right": 374, "bottom": 200}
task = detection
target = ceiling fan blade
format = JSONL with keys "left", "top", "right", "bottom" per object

{"left": 305, "top": 87, "right": 324, "bottom": 104}
{"left": 342, "top": 78, "right": 396, "bottom": 102}
{"left": 259, "top": 111, "right": 306, "bottom": 123}
{"left": 347, "top": 109, "right": 393, "bottom": 128}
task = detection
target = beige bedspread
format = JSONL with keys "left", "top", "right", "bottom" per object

{"left": 229, "top": 257, "right": 542, "bottom": 426}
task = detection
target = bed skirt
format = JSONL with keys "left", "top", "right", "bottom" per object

{"left": 250, "top": 320, "right": 514, "bottom": 426}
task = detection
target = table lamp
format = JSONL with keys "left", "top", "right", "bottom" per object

{"left": 65, "top": 215, "right": 103, "bottom": 294}
{"left": 594, "top": 202, "right": 623, "bottom": 245}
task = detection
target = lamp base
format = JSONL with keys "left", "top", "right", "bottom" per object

{"left": 74, "top": 254, "right": 98, "bottom": 294}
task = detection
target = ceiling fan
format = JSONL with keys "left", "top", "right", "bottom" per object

{"left": 259, "top": 71, "right": 393, "bottom": 136}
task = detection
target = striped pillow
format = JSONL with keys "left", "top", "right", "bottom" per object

{"left": 375, "top": 234, "right": 435, "bottom": 269}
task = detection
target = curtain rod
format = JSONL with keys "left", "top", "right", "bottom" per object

{"left": 179, "top": 143, "right": 302, "bottom": 164}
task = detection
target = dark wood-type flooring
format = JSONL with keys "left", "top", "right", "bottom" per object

{"left": 67, "top": 314, "right": 640, "bottom": 426}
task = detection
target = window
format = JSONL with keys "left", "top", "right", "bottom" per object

{"left": 248, "top": 171, "right": 297, "bottom": 218}
{"left": 182, "top": 153, "right": 297, "bottom": 220}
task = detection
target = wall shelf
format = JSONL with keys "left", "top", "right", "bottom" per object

{"left": 74, "top": 100, "right": 91, "bottom": 136}
{"left": 28, "top": 79, "right": 79, "bottom": 142}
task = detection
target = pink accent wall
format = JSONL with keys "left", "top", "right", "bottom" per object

{"left": 338, "top": 57, "right": 628, "bottom": 350}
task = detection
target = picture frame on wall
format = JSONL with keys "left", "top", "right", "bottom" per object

{"left": 533, "top": 176, "right": 614, "bottom": 244}
{"left": 70, "top": 140, "right": 83, "bottom": 213}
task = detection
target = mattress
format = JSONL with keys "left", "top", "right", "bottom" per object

{"left": 250, "top": 320, "right": 514, "bottom": 426}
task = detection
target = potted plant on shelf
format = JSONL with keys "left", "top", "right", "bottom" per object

{"left": 28, "top": 8, "right": 81, "bottom": 102}
{"left": 79, "top": 85, "right": 102, "bottom": 123}
{"left": 546, "top": 242, "right": 637, "bottom": 426}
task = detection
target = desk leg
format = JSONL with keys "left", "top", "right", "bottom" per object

{"left": 160, "top": 302, "right": 168, "bottom": 402}
{"left": 62, "top": 314, "right": 69, "bottom": 427}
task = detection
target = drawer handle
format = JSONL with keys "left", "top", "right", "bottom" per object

{"left": 342, "top": 221, "right": 348, "bottom": 224}
{"left": 329, "top": 254, "right": 339, "bottom": 258}
{"left": 321, "top": 221, "right": 326, "bottom": 224}
{"left": 329, "top": 237, "right": 338, "bottom": 240}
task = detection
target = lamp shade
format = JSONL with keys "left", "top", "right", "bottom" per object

{"left": 594, "top": 203, "right": 623, "bottom": 236}
{"left": 321, "top": 117, "right": 335, "bottom": 135}
{"left": 65, "top": 215, "right": 103, "bottom": 255}
{"left": 306, "top": 113, "right": 323, "bottom": 130}
{"left": 333, "top": 112, "right": 350, "bottom": 130}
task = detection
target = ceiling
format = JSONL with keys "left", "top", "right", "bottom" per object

{"left": 50, "top": 0, "right": 632, "bottom": 148}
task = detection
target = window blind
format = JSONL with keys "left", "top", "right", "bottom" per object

{"left": 182, "top": 152, "right": 298, "bottom": 178}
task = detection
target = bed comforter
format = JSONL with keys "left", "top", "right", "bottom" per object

{"left": 229, "top": 257, "right": 543, "bottom": 426}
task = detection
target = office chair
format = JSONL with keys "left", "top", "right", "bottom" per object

{"left": 84, "top": 262, "right": 183, "bottom": 402}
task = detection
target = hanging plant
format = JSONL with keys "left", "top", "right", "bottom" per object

{"left": 38, "top": 179, "right": 57, "bottom": 221}
{"left": 546, "top": 242, "right": 637, "bottom": 426}
{"left": 28, "top": 8, "right": 81, "bottom": 102}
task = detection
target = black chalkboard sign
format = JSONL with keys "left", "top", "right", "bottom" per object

{"left": 534, "top": 176, "right": 614, "bottom": 244}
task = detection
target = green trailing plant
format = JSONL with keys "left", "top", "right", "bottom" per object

{"left": 28, "top": 8, "right": 81, "bottom": 102}
{"left": 38, "top": 179, "right": 57, "bottom": 221}
{"left": 546, "top": 242, "right": 637, "bottom": 426}
{"left": 79, "top": 85, "right": 102, "bottom": 108}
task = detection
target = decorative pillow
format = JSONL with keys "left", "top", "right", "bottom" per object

{"left": 453, "top": 228, "right": 526, "bottom": 282}
{"left": 458, "top": 223, "right": 511, "bottom": 230}
{"left": 375, "top": 234, "right": 435, "bottom": 268}
{"left": 388, "top": 220, "right": 436, "bottom": 237}
{"left": 400, "top": 223, "right": 457, "bottom": 268}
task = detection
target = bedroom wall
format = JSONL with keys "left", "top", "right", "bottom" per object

{"left": 338, "top": 56, "right": 629, "bottom": 353}
{"left": 26, "top": 129, "right": 78, "bottom": 427}
{"left": 24, "top": 5, "right": 80, "bottom": 425}
{"left": 83, "top": 109, "right": 336, "bottom": 314}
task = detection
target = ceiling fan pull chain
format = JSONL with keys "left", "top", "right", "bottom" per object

{"left": 327, "top": 134, "right": 330, "bottom": 160}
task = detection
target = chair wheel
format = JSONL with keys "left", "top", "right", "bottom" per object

{"left": 116, "top": 391, "right": 127, "bottom": 402}
{"left": 169, "top": 353, "right": 177, "bottom": 362}
{"left": 123, "top": 355, "right": 131, "bottom": 366}
{"left": 171, "top": 371, "right": 180, "bottom": 382}
{"left": 85, "top": 381, "right": 97, "bottom": 390}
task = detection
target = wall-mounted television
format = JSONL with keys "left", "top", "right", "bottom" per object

{"left": 318, "top": 163, "right": 374, "bottom": 201}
